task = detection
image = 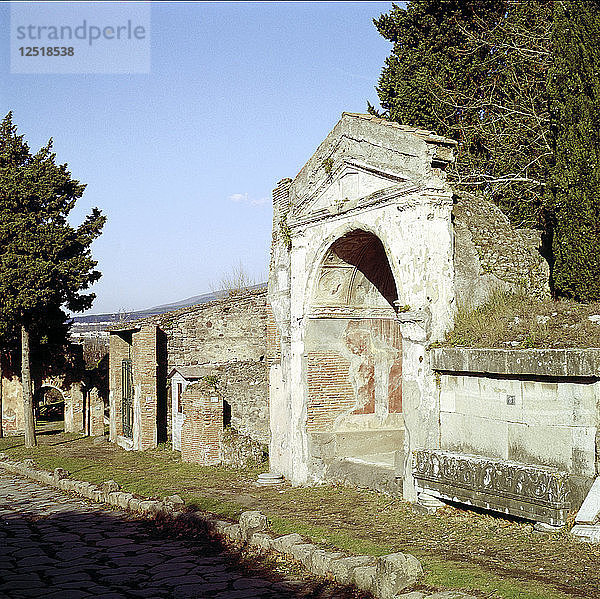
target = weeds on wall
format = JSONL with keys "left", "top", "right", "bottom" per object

{"left": 278, "top": 216, "right": 292, "bottom": 251}
{"left": 442, "top": 287, "right": 600, "bottom": 349}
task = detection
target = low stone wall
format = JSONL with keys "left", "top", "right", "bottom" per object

{"left": 430, "top": 347, "right": 600, "bottom": 510}
{"left": 0, "top": 454, "right": 450, "bottom": 599}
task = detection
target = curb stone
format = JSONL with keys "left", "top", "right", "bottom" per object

{"left": 0, "top": 455, "right": 477, "bottom": 599}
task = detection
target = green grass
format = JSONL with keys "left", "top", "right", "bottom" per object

{"left": 0, "top": 430, "right": 597, "bottom": 599}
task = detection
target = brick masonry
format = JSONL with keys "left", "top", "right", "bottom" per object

{"left": 180, "top": 382, "right": 223, "bottom": 466}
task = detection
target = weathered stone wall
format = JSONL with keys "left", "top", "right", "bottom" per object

{"left": 136, "top": 289, "right": 267, "bottom": 369}
{"left": 109, "top": 289, "right": 268, "bottom": 452}
{"left": 218, "top": 361, "right": 269, "bottom": 444}
{"left": 453, "top": 191, "right": 550, "bottom": 308}
{"left": 431, "top": 347, "right": 600, "bottom": 508}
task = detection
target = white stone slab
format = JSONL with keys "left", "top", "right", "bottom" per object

{"left": 575, "top": 477, "right": 600, "bottom": 524}
{"left": 571, "top": 524, "right": 600, "bottom": 543}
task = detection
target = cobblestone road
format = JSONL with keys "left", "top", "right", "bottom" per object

{"left": 0, "top": 472, "right": 338, "bottom": 599}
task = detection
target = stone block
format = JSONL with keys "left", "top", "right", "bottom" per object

{"left": 289, "top": 543, "right": 318, "bottom": 569}
{"left": 224, "top": 524, "right": 243, "bottom": 542}
{"left": 352, "top": 565, "right": 376, "bottom": 593}
{"left": 38, "top": 472, "right": 54, "bottom": 486}
{"left": 310, "top": 549, "right": 345, "bottom": 577}
{"left": 271, "top": 533, "right": 303, "bottom": 553}
{"left": 117, "top": 493, "right": 134, "bottom": 510}
{"left": 213, "top": 520, "right": 232, "bottom": 536}
{"left": 58, "top": 478, "right": 74, "bottom": 492}
{"left": 53, "top": 467, "right": 69, "bottom": 480}
{"left": 248, "top": 532, "right": 273, "bottom": 550}
{"left": 330, "top": 555, "right": 375, "bottom": 584}
{"left": 576, "top": 477, "right": 600, "bottom": 524}
{"left": 238, "top": 510, "right": 268, "bottom": 541}
{"left": 164, "top": 494, "right": 185, "bottom": 508}
{"left": 373, "top": 552, "right": 423, "bottom": 599}
{"left": 139, "top": 500, "right": 161, "bottom": 515}
{"left": 571, "top": 524, "right": 600, "bottom": 543}
{"left": 102, "top": 480, "right": 120, "bottom": 494}
{"left": 91, "top": 490, "right": 104, "bottom": 503}
{"left": 414, "top": 450, "right": 571, "bottom": 525}
{"left": 128, "top": 497, "right": 141, "bottom": 512}
{"left": 107, "top": 492, "right": 120, "bottom": 506}
{"left": 440, "top": 412, "right": 508, "bottom": 460}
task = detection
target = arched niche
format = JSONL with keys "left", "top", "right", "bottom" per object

{"left": 305, "top": 229, "right": 403, "bottom": 439}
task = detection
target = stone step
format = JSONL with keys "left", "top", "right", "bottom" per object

{"left": 324, "top": 456, "right": 403, "bottom": 496}
{"left": 312, "top": 429, "right": 405, "bottom": 459}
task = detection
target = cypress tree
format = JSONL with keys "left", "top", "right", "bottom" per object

{"left": 547, "top": 1, "right": 600, "bottom": 301}
{"left": 0, "top": 113, "right": 105, "bottom": 446}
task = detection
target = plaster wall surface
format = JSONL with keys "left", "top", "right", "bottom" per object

{"left": 268, "top": 114, "right": 457, "bottom": 491}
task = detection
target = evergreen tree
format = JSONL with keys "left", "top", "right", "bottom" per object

{"left": 0, "top": 112, "right": 105, "bottom": 446}
{"left": 372, "top": 0, "right": 552, "bottom": 226}
{"left": 547, "top": 1, "right": 600, "bottom": 300}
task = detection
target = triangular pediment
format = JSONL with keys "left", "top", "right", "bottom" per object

{"left": 291, "top": 159, "right": 410, "bottom": 220}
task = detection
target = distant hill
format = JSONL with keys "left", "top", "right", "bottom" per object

{"left": 70, "top": 283, "right": 267, "bottom": 330}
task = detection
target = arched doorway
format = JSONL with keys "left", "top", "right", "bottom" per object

{"left": 33, "top": 385, "right": 65, "bottom": 432}
{"left": 305, "top": 230, "right": 404, "bottom": 442}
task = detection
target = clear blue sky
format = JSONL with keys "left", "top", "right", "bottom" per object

{"left": 1, "top": 1, "right": 401, "bottom": 314}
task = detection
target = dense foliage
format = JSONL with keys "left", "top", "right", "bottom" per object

{"left": 373, "top": 0, "right": 600, "bottom": 300}
{"left": 0, "top": 112, "right": 105, "bottom": 444}
{"left": 546, "top": 2, "right": 600, "bottom": 301}
{"left": 372, "top": 0, "right": 552, "bottom": 227}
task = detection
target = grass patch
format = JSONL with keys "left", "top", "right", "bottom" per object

{"left": 1, "top": 431, "right": 598, "bottom": 599}
{"left": 442, "top": 287, "right": 600, "bottom": 348}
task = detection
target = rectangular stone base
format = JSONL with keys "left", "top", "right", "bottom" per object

{"left": 413, "top": 450, "right": 570, "bottom": 526}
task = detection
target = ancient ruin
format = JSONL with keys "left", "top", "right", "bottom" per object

{"left": 266, "top": 113, "right": 600, "bottom": 527}
{"left": 0, "top": 344, "right": 104, "bottom": 437}
{"left": 101, "top": 112, "right": 600, "bottom": 530}
{"left": 108, "top": 288, "right": 269, "bottom": 461}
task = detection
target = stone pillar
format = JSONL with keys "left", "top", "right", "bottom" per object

{"left": 132, "top": 326, "right": 160, "bottom": 451}
{"left": 108, "top": 331, "right": 132, "bottom": 442}
{"left": 65, "top": 383, "right": 84, "bottom": 433}
{"left": 180, "top": 382, "right": 223, "bottom": 465}
{"left": 89, "top": 387, "right": 104, "bottom": 436}
{"left": 397, "top": 307, "right": 439, "bottom": 502}
{"left": 268, "top": 178, "right": 294, "bottom": 478}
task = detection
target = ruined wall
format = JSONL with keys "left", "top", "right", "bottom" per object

{"left": 180, "top": 382, "right": 223, "bottom": 466}
{"left": 431, "top": 347, "right": 600, "bottom": 508}
{"left": 136, "top": 289, "right": 267, "bottom": 369}
{"left": 110, "top": 289, "right": 268, "bottom": 451}
{"left": 453, "top": 191, "right": 550, "bottom": 308}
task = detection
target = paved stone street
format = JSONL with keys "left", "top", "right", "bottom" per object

{"left": 0, "top": 472, "right": 336, "bottom": 599}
